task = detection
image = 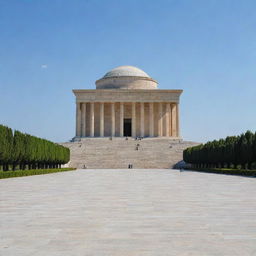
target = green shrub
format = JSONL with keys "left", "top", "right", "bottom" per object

{"left": 183, "top": 130, "right": 256, "bottom": 169}
{"left": 0, "top": 124, "right": 70, "bottom": 171}
{"left": 0, "top": 168, "right": 75, "bottom": 179}
{"left": 184, "top": 167, "right": 256, "bottom": 177}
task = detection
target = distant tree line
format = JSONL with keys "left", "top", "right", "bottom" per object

{"left": 0, "top": 124, "right": 70, "bottom": 171}
{"left": 183, "top": 131, "right": 256, "bottom": 169}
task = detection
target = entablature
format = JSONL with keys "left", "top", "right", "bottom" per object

{"left": 73, "top": 89, "right": 183, "bottom": 103}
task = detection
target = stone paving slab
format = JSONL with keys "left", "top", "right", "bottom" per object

{"left": 0, "top": 169, "right": 256, "bottom": 256}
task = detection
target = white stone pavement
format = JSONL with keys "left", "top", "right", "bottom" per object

{"left": 0, "top": 169, "right": 256, "bottom": 256}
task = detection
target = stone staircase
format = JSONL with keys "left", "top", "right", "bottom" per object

{"left": 61, "top": 138, "right": 199, "bottom": 169}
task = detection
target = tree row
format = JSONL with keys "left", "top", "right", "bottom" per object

{"left": 0, "top": 124, "right": 70, "bottom": 171}
{"left": 183, "top": 131, "right": 256, "bottom": 169}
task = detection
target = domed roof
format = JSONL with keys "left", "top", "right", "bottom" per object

{"left": 96, "top": 65, "right": 158, "bottom": 90}
{"left": 103, "top": 65, "right": 150, "bottom": 78}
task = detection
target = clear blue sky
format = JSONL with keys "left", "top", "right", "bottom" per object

{"left": 0, "top": 0, "right": 255, "bottom": 143}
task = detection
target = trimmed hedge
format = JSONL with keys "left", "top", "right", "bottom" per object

{"left": 184, "top": 167, "right": 256, "bottom": 177}
{"left": 183, "top": 130, "right": 256, "bottom": 169}
{"left": 0, "top": 124, "right": 70, "bottom": 171}
{"left": 0, "top": 168, "right": 75, "bottom": 179}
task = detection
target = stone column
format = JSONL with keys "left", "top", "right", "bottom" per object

{"left": 76, "top": 102, "right": 81, "bottom": 137}
{"left": 158, "top": 102, "right": 163, "bottom": 136}
{"left": 149, "top": 102, "right": 154, "bottom": 137}
{"left": 171, "top": 103, "right": 177, "bottom": 137}
{"left": 120, "top": 102, "right": 124, "bottom": 137}
{"left": 166, "top": 103, "right": 170, "bottom": 137}
{"left": 140, "top": 102, "right": 144, "bottom": 137}
{"left": 100, "top": 102, "right": 104, "bottom": 137}
{"left": 176, "top": 103, "right": 180, "bottom": 137}
{"left": 90, "top": 102, "right": 94, "bottom": 137}
{"left": 111, "top": 103, "right": 115, "bottom": 137}
{"left": 81, "top": 103, "right": 86, "bottom": 137}
{"left": 132, "top": 102, "right": 136, "bottom": 137}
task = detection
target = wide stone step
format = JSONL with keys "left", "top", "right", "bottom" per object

{"left": 61, "top": 138, "right": 199, "bottom": 169}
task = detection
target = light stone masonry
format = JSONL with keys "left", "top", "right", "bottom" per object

{"left": 73, "top": 66, "right": 182, "bottom": 138}
{"left": 132, "top": 102, "right": 136, "bottom": 137}
{"left": 63, "top": 138, "right": 199, "bottom": 169}
{"left": 100, "top": 103, "right": 104, "bottom": 137}
{"left": 120, "top": 102, "right": 124, "bottom": 137}
{"left": 90, "top": 102, "right": 94, "bottom": 137}
{"left": 1, "top": 169, "right": 256, "bottom": 256}
{"left": 149, "top": 102, "right": 154, "bottom": 137}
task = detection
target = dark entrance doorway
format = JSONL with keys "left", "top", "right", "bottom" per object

{"left": 124, "top": 119, "right": 132, "bottom": 136}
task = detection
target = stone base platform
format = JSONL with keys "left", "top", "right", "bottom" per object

{"left": 61, "top": 138, "right": 199, "bottom": 169}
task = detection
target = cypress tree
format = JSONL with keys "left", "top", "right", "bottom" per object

{"left": 1, "top": 124, "right": 70, "bottom": 171}
{"left": 0, "top": 125, "right": 13, "bottom": 171}
{"left": 12, "top": 131, "right": 24, "bottom": 170}
{"left": 224, "top": 136, "right": 236, "bottom": 168}
{"left": 253, "top": 132, "right": 256, "bottom": 165}
{"left": 183, "top": 131, "right": 255, "bottom": 170}
{"left": 244, "top": 131, "right": 254, "bottom": 169}
{"left": 237, "top": 134, "right": 248, "bottom": 169}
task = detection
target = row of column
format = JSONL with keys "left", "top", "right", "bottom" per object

{"left": 76, "top": 102, "right": 179, "bottom": 138}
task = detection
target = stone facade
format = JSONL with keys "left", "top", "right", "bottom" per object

{"left": 96, "top": 76, "right": 158, "bottom": 89}
{"left": 73, "top": 66, "right": 182, "bottom": 139}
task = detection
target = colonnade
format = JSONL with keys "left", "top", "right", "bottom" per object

{"left": 76, "top": 102, "right": 180, "bottom": 138}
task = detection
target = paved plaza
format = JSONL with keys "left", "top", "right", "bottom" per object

{"left": 1, "top": 169, "right": 256, "bottom": 256}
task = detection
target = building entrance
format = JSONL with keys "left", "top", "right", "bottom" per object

{"left": 124, "top": 119, "right": 132, "bottom": 136}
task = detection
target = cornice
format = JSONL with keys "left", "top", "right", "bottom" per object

{"left": 95, "top": 76, "right": 158, "bottom": 84}
{"left": 73, "top": 89, "right": 183, "bottom": 94}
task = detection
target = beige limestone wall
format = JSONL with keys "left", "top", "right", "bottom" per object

{"left": 171, "top": 103, "right": 177, "bottom": 137}
{"left": 96, "top": 76, "right": 158, "bottom": 90}
{"left": 104, "top": 103, "right": 111, "bottom": 137}
{"left": 73, "top": 89, "right": 182, "bottom": 103}
{"left": 153, "top": 103, "right": 158, "bottom": 137}
{"left": 144, "top": 103, "right": 149, "bottom": 137}
{"left": 76, "top": 102, "right": 179, "bottom": 138}
{"left": 76, "top": 103, "right": 81, "bottom": 137}
{"left": 94, "top": 103, "right": 100, "bottom": 137}
{"left": 85, "top": 103, "right": 90, "bottom": 137}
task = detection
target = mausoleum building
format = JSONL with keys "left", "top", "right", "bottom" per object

{"left": 73, "top": 66, "right": 182, "bottom": 138}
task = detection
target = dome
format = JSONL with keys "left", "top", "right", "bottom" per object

{"left": 96, "top": 65, "right": 158, "bottom": 90}
{"left": 103, "top": 66, "right": 150, "bottom": 79}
